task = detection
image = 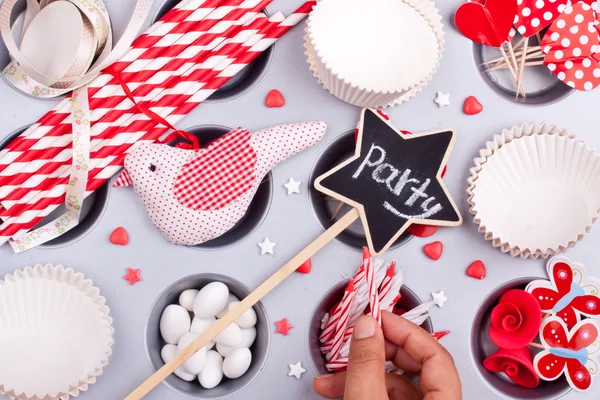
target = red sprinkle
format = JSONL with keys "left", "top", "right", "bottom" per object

{"left": 463, "top": 96, "right": 483, "bottom": 115}
{"left": 275, "top": 318, "right": 293, "bottom": 336}
{"left": 265, "top": 89, "right": 285, "bottom": 108}
{"left": 110, "top": 227, "right": 129, "bottom": 246}
{"left": 124, "top": 268, "right": 142, "bottom": 285}
{"left": 466, "top": 260, "right": 487, "bottom": 280}
{"left": 423, "top": 241, "right": 443, "bottom": 260}
{"left": 297, "top": 259, "right": 312, "bottom": 274}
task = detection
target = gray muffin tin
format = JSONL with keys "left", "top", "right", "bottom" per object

{"left": 1, "top": 0, "right": 600, "bottom": 399}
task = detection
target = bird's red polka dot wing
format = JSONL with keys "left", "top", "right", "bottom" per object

{"left": 565, "top": 359, "right": 593, "bottom": 391}
{"left": 174, "top": 129, "right": 257, "bottom": 211}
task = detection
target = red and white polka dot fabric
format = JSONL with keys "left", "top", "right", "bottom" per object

{"left": 515, "top": 0, "right": 570, "bottom": 37}
{"left": 542, "top": 2, "right": 600, "bottom": 90}
{"left": 122, "top": 122, "right": 327, "bottom": 246}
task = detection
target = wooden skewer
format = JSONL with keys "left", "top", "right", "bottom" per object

{"left": 499, "top": 46, "right": 526, "bottom": 97}
{"left": 124, "top": 208, "right": 361, "bottom": 400}
{"left": 486, "top": 60, "right": 545, "bottom": 72}
{"left": 528, "top": 342, "right": 545, "bottom": 350}
{"left": 481, "top": 46, "right": 541, "bottom": 66}
{"left": 516, "top": 39, "right": 529, "bottom": 100}
{"left": 330, "top": 200, "right": 346, "bottom": 221}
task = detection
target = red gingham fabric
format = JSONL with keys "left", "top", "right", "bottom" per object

{"left": 174, "top": 128, "right": 256, "bottom": 210}
{"left": 113, "top": 169, "right": 132, "bottom": 187}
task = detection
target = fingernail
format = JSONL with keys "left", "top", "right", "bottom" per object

{"left": 354, "top": 316, "right": 376, "bottom": 339}
{"left": 315, "top": 374, "right": 333, "bottom": 380}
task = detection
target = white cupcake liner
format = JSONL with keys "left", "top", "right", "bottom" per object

{"left": 305, "top": 0, "right": 444, "bottom": 108}
{"left": 467, "top": 123, "right": 600, "bottom": 259}
{"left": 0, "top": 264, "right": 114, "bottom": 400}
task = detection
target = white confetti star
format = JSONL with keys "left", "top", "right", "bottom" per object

{"left": 284, "top": 177, "right": 302, "bottom": 195}
{"left": 431, "top": 290, "right": 448, "bottom": 308}
{"left": 258, "top": 237, "right": 276, "bottom": 255}
{"left": 434, "top": 92, "right": 451, "bottom": 108}
{"left": 288, "top": 361, "right": 307, "bottom": 380}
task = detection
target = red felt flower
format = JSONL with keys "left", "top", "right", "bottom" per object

{"left": 483, "top": 347, "right": 540, "bottom": 388}
{"left": 489, "top": 289, "right": 542, "bottom": 349}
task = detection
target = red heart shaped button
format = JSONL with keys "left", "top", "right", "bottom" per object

{"left": 467, "top": 260, "right": 486, "bottom": 279}
{"left": 266, "top": 89, "right": 285, "bottom": 108}
{"left": 463, "top": 96, "right": 483, "bottom": 115}
{"left": 423, "top": 241, "right": 443, "bottom": 260}
{"left": 110, "top": 227, "right": 129, "bottom": 246}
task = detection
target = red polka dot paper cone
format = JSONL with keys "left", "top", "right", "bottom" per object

{"left": 305, "top": 0, "right": 444, "bottom": 108}
{"left": 467, "top": 122, "right": 600, "bottom": 259}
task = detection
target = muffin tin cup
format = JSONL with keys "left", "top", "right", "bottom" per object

{"left": 309, "top": 130, "right": 413, "bottom": 251}
{"left": 470, "top": 277, "right": 571, "bottom": 400}
{"left": 307, "top": 278, "right": 433, "bottom": 376}
{"left": 0, "top": 125, "right": 110, "bottom": 249}
{"left": 473, "top": 37, "right": 574, "bottom": 106}
{"left": 152, "top": 0, "right": 273, "bottom": 103}
{"left": 145, "top": 273, "right": 271, "bottom": 399}
{"left": 170, "top": 124, "right": 273, "bottom": 250}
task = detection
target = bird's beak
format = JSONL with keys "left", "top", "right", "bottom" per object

{"left": 113, "top": 169, "right": 132, "bottom": 187}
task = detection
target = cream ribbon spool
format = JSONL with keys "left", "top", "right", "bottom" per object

{"left": 0, "top": 0, "right": 152, "bottom": 252}
{"left": 0, "top": 0, "right": 152, "bottom": 97}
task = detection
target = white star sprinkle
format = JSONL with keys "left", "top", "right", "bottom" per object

{"left": 258, "top": 237, "right": 276, "bottom": 255}
{"left": 431, "top": 290, "right": 448, "bottom": 308}
{"left": 434, "top": 92, "right": 451, "bottom": 108}
{"left": 284, "top": 177, "right": 301, "bottom": 195}
{"left": 288, "top": 361, "right": 307, "bottom": 380}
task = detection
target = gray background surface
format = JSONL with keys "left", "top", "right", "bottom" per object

{"left": 1, "top": 0, "right": 599, "bottom": 399}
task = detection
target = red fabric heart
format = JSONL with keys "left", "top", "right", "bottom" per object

{"left": 297, "top": 259, "right": 312, "bottom": 274}
{"left": 455, "top": 0, "right": 518, "bottom": 47}
{"left": 515, "top": 0, "right": 569, "bottom": 38}
{"left": 483, "top": 347, "right": 540, "bottom": 388}
{"left": 489, "top": 289, "right": 542, "bottom": 349}
{"left": 542, "top": 2, "right": 600, "bottom": 91}
{"left": 407, "top": 224, "right": 439, "bottom": 238}
{"left": 110, "top": 227, "right": 129, "bottom": 246}
{"left": 423, "top": 241, "right": 443, "bottom": 260}
{"left": 265, "top": 89, "right": 285, "bottom": 108}
{"left": 463, "top": 96, "right": 483, "bottom": 115}
{"left": 467, "top": 260, "right": 486, "bottom": 279}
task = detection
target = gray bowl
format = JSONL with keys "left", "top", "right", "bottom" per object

{"left": 145, "top": 273, "right": 271, "bottom": 399}
{"left": 152, "top": 0, "right": 274, "bottom": 102}
{"left": 469, "top": 277, "right": 571, "bottom": 400}
{"left": 309, "top": 130, "right": 413, "bottom": 252}
{"left": 307, "top": 279, "right": 433, "bottom": 375}
{"left": 170, "top": 124, "right": 272, "bottom": 250}
{"left": 473, "top": 39, "right": 573, "bottom": 107}
{"left": 0, "top": 125, "right": 110, "bottom": 248}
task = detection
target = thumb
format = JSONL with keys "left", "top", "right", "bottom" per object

{"left": 344, "top": 315, "right": 388, "bottom": 400}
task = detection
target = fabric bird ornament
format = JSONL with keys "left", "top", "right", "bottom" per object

{"left": 114, "top": 122, "right": 327, "bottom": 245}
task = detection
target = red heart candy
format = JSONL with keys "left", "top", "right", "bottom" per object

{"left": 455, "top": 0, "right": 518, "bottom": 47}
{"left": 297, "top": 259, "right": 312, "bottom": 274}
{"left": 423, "top": 241, "right": 443, "bottom": 260}
{"left": 110, "top": 227, "right": 129, "bottom": 246}
{"left": 265, "top": 89, "right": 285, "bottom": 108}
{"left": 407, "top": 224, "right": 439, "bottom": 238}
{"left": 466, "top": 260, "right": 486, "bottom": 279}
{"left": 542, "top": 2, "right": 600, "bottom": 91}
{"left": 463, "top": 96, "right": 483, "bottom": 115}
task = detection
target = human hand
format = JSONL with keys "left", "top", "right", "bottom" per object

{"left": 313, "top": 311, "right": 462, "bottom": 400}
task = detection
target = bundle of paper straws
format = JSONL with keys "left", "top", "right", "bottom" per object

{"left": 319, "top": 248, "right": 445, "bottom": 372}
{"left": 0, "top": 0, "right": 314, "bottom": 246}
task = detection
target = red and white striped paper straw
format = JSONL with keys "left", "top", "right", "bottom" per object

{"left": 0, "top": 2, "right": 314, "bottom": 244}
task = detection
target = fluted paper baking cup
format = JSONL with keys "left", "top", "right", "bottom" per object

{"left": 306, "top": 0, "right": 444, "bottom": 108}
{"left": 0, "top": 264, "right": 114, "bottom": 400}
{"left": 467, "top": 123, "right": 600, "bottom": 259}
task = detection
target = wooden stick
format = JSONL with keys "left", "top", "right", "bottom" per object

{"left": 481, "top": 46, "right": 541, "bottom": 66}
{"left": 486, "top": 60, "right": 545, "bottom": 72}
{"left": 516, "top": 39, "right": 529, "bottom": 100}
{"left": 528, "top": 341, "right": 545, "bottom": 350}
{"left": 499, "top": 46, "right": 525, "bottom": 97}
{"left": 124, "top": 208, "right": 361, "bottom": 400}
{"left": 330, "top": 200, "right": 346, "bottom": 221}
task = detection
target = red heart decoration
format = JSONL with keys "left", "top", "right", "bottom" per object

{"left": 407, "top": 224, "right": 439, "bottom": 238}
{"left": 515, "top": 0, "right": 569, "bottom": 38}
{"left": 265, "top": 89, "right": 285, "bottom": 108}
{"left": 542, "top": 2, "right": 600, "bottom": 91}
{"left": 455, "top": 0, "right": 518, "bottom": 47}
{"left": 466, "top": 260, "right": 486, "bottom": 279}
{"left": 463, "top": 96, "right": 483, "bottom": 115}
{"left": 110, "top": 227, "right": 129, "bottom": 246}
{"left": 297, "top": 259, "right": 312, "bottom": 274}
{"left": 483, "top": 347, "right": 540, "bottom": 388}
{"left": 423, "top": 241, "right": 443, "bottom": 260}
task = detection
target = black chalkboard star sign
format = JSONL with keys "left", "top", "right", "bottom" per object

{"left": 314, "top": 108, "right": 463, "bottom": 256}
